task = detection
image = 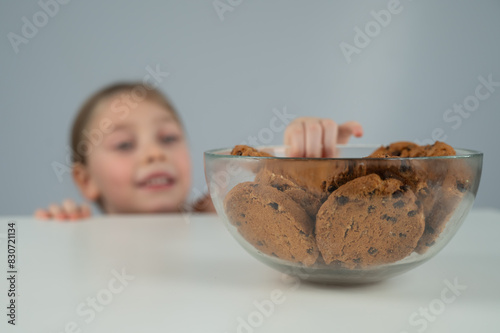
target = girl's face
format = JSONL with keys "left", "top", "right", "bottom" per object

{"left": 79, "top": 96, "right": 191, "bottom": 213}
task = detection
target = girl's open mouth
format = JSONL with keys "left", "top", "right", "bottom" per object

{"left": 137, "top": 173, "right": 176, "bottom": 190}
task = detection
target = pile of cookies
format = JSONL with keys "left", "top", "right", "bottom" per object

{"left": 224, "top": 143, "right": 472, "bottom": 269}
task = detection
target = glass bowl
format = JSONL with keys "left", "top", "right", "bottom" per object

{"left": 204, "top": 145, "right": 483, "bottom": 284}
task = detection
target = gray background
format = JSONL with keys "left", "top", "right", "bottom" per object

{"left": 0, "top": 0, "right": 499, "bottom": 215}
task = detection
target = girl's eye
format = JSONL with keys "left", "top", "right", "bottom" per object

{"left": 160, "top": 135, "right": 180, "bottom": 144}
{"left": 116, "top": 141, "right": 134, "bottom": 151}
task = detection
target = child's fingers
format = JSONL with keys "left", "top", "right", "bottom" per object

{"left": 34, "top": 209, "right": 50, "bottom": 220}
{"left": 304, "top": 120, "right": 323, "bottom": 158}
{"left": 285, "top": 118, "right": 363, "bottom": 158}
{"left": 62, "top": 199, "right": 80, "bottom": 220}
{"left": 34, "top": 200, "right": 89, "bottom": 221}
{"left": 284, "top": 121, "right": 305, "bottom": 157}
{"left": 49, "top": 203, "right": 68, "bottom": 221}
{"left": 338, "top": 121, "right": 364, "bottom": 144}
{"left": 320, "top": 119, "right": 339, "bottom": 158}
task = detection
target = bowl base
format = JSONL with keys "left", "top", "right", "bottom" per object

{"left": 265, "top": 257, "right": 430, "bottom": 285}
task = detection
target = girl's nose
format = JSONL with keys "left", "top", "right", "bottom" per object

{"left": 144, "top": 143, "right": 167, "bottom": 164}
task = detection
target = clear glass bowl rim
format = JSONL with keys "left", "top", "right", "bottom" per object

{"left": 204, "top": 144, "right": 483, "bottom": 161}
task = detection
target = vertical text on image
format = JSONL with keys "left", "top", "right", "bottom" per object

{"left": 5, "top": 221, "right": 18, "bottom": 326}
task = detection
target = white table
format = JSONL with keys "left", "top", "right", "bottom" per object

{"left": 0, "top": 209, "right": 499, "bottom": 333}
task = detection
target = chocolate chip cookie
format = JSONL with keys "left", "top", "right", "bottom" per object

{"left": 255, "top": 167, "right": 325, "bottom": 219}
{"left": 315, "top": 174, "right": 425, "bottom": 268}
{"left": 369, "top": 141, "right": 427, "bottom": 158}
{"left": 224, "top": 182, "right": 319, "bottom": 266}
{"left": 414, "top": 160, "right": 472, "bottom": 253}
{"left": 230, "top": 145, "right": 274, "bottom": 157}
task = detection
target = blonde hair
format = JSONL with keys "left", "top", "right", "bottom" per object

{"left": 70, "top": 82, "right": 182, "bottom": 165}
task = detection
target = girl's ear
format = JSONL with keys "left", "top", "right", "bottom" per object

{"left": 72, "top": 163, "right": 100, "bottom": 201}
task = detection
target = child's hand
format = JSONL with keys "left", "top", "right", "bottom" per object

{"left": 284, "top": 117, "right": 363, "bottom": 158}
{"left": 34, "top": 199, "right": 91, "bottom": 221}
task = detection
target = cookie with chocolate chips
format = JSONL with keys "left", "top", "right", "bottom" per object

{"left": 224, "top": 182, "right": 319, "bottom": 266}
{"left": 423, "top": 141, "right": 456, "bottom": 157}
{"left": 260, "top": 158, "right": 345, "bottom": 196}
{"left": 321, "top": 141, "right": 430, "bottom": 196}
{"left": 230, "top": 145, "right": 274, "bottom": 157}
{"left": 315, "top": 174, "right": 425, "bottom": 268}
{"left": 415, "top": 161, "right": 472, "bottom": 253}
{"left": 255, "top": 167, "right": 325, "bottom": 219}
{"left": 369, "top": 141, "right": 427, "bottom": 158}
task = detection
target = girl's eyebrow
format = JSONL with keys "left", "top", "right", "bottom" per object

{"left": 109, "top": 124, "right": 132, "bottom": 133}
{"left": 153, "top": 114, "right": 174, "bottom": 123}
{"left": 107, "top": 113, "right": 175, "bottom": 133}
